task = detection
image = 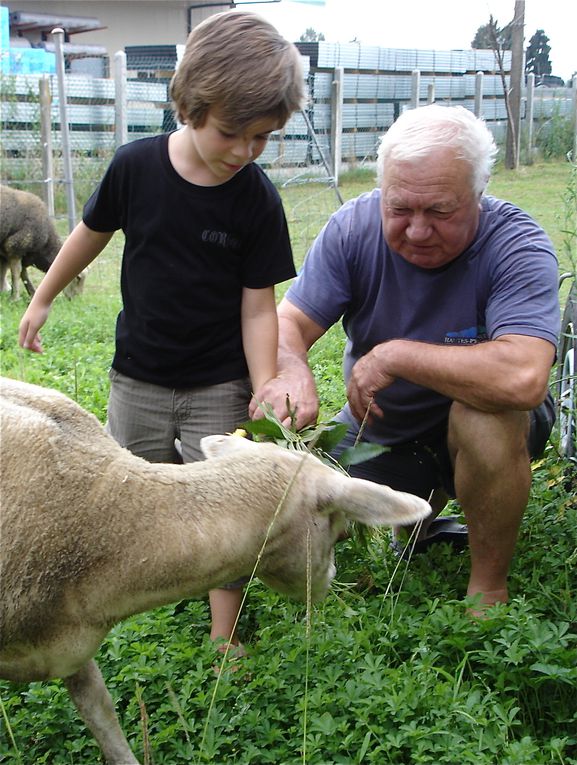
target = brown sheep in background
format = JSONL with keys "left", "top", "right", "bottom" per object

{"left": 0, "top": 184, "right": 84, "bottom": 300}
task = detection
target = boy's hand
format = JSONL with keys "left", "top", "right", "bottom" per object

{"left": 19, "top": 304, "right": 50, "bottom": 353}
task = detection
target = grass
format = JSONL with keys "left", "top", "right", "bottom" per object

{"left": 488, "top": 162, "right": 575, "bottom": 263}
{"left": 0, "top": 160, "right": 576, "bottom": 765}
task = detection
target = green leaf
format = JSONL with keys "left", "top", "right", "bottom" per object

{"left": 338, "top": 443, "right": 388, "bottom": 466}
{"left": 253, "top": 401, "right": 300, "bottom": 442}
{"left": 241, "top": 418, "right": 286, "bottom": 439}
{"left": 359, "top": 730, "right": 372, "bottom": 762}
{"left": 530, "top": 662, "right": 577, "bottom": 682}
{"left": 312, "top": 421, "right": 350, "bottom": 452}
{"left": 311, "top": 711, "right": 338, "bottom": 736}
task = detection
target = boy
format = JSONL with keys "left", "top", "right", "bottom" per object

{"left": 19, "top": 10, "right": 305, "bottom": 665}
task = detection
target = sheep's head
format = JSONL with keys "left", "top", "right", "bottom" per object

{"left": 63, "top": 271, "right": 86, "bottom": 299}
{"left": 200, "top": 435, "right": 430, "bottom": 602}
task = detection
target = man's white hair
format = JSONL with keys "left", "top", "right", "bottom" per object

{"left": 376, "top": 104, "right": 498, "bottom": 195}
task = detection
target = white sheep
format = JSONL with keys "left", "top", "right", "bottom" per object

{"left": 0, "top": 376, "right": 430, "bottom": 764}
{"left": 0, "top": 184, "right": 84, "bottom": 300}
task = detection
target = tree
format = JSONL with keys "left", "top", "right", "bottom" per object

{"left": 471, "top": 20, "right": 512, "bottom": 50}
{"left": 525, "top": 29, "right": 552, "bottom": 80}
{"left": 478, "top": 12, "right": 523, "bottom": 170}
{"left": 299, "top": 27, "right": 325, "bottom": 42}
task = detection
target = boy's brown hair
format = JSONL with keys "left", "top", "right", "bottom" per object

{"left": 170, "top": 10, "right": 305, "bottom": 130}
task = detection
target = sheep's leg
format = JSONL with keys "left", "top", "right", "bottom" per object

{"left": 20, "top": 265, "right": 36, "bottom": 297}
{"left": 8, "top": 258, "right": 20, "bottom": 300}
{"left": 0, "top": 258, "right": 8, "bottom": 292}
{"left": 63, "top": 659, "right": 140, "bottom": 765}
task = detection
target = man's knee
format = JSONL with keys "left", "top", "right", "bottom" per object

{"left": 447, "top": 402, "right": 530, "bottom": 465}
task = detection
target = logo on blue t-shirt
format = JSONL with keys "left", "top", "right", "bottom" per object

{"left": 444, "top": 325, "right": 488, "bottom": 345}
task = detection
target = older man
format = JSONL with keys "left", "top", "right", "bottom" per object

{"left": 252, "top": 104, "right": 559, "bottom": 610}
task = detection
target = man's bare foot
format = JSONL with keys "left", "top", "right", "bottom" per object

{"left": 466, "top": 588, "right": 508, "bottom": 618}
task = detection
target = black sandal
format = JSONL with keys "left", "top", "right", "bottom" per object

{"left": 391, "top": 515, "right": 468, "bottom": 559}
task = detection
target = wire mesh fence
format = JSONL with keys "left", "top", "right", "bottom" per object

{"left": 1, "top": 41, "right": 574, "bottom": 256}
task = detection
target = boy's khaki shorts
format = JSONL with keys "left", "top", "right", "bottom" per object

{"left": 106, "top": 368, "right": 252, "bottom": 464}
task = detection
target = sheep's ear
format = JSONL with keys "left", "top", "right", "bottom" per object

{"left": 200, "top": 434, "right": 256, "bottom": 459}
{"left": 327, "top": 473, "right": 431, "bottom": 527}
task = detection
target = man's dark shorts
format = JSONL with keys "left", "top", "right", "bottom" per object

{"left": 333, "top": 392, "right": 556, "bottom": 500}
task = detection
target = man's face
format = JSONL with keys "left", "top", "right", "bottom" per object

{"left": 380, "top": 148, "right": 482, "bottom": 269}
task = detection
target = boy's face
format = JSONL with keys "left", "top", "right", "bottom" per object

{"left": 188, "top": 108, "right": 279, "bottom": 184}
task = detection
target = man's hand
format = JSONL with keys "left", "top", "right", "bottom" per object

{"left": 249, "top": 368, "right": 319, "bottom": 430}
{"left": 347, "top": 345, "right": 396, "bottom": 422}
{"left": 251, "top": 298, "right": 327, "bottom": 429}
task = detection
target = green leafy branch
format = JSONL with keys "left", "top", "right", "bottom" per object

{"left": 241, "top": 398, "right": 387, "bottom": 473}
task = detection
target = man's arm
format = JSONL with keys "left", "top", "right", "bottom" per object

{"left": 248, "top": 297, "right": 327, "bottom": 428}
{"left": 347, "top": 334, "right": 556, "bottom": 422}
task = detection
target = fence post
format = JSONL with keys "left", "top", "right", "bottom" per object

{"left": 114, "top": 50, "right": 128, "bottom": 148}
{"left": 427, "top": 83, "right": 435, "bottom": 104}
{"left": 411, "top": 69, "right": 420, "bottom": 108}
{"left": 52, "top": 27, "right": 76, "bottom": 233}
{"left": 39, "top": 75, "right": 55, "bottom": 216}
{"left": 330, "top": 66, "right": 343, "bottom": 186}
{"left": 573, "top": 74, "right": 577, "bottom": 163}
{"left": 504, "top": 0, "right": 524, "bottom": 169}
{"left": 474, "top": 71, "right": 483, "bottom": 117}
{"left": 525, "top": 72, "right": 535, "bottom": 165}
{"left": 300, "top": 108, "right": 344, "bottom": 205}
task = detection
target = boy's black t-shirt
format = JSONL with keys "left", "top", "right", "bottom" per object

{"left": 83, "top": 132, "right": 296, "bottom": 388}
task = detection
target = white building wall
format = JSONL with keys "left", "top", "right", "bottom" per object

{"left": 6, "top": 0, "right": 231, "bottom": 72}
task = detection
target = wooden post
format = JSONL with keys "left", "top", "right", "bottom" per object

{"left": 52, "top": 27, "right": 76, "bottom": 232}
{"left": 573, "top": 74, "right": 577, "bottom": 163}
{"left": 114, "top": 50, "right": 128, "bottom": 148}
{"left": 474, "top": 71, "right": 483, "bottom": 117}
{"left": 525, "top": 72, "right": 535, "bottom": 165}
{"left": 411, "top": 69, "right": 420, "bottom": 109}
{"left": 505, "top": 0, "right": 524, "bottom": 169}
{"left": 330, "top": 66, "right": 343, "bottom": 186}
{"left": 39, "top": 75, "right": 55, "bottom": 216}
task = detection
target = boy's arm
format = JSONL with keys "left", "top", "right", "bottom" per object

{"left": 19, "top": 222, "right": 114, "bottom": 353}
{"left": 241, "top": 286, "right": 278, "bottom": 412}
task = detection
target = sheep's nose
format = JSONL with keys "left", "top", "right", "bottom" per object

{"left": 310, "top": 561, "right": 336, "bottom": 603}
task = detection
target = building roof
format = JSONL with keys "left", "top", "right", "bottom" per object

{"left": 9, "top": 11, "right": 106, "bottom": 36}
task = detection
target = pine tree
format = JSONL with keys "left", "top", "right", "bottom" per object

{"left": 299, "top": 28, "right": 325, "bottom": 42}
{"left": 525, "top": 29, "right": 552, "bottom": 80}
{"left": 471, "top": 20, "right": 512, "bottom": 50}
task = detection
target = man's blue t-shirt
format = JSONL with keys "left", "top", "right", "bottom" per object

{"left": 286, "top": 189, "right": 560, "bottom": 445}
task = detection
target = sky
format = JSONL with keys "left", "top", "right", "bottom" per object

{"left": 245, "top": 0, "right": 576, "bottom": 81}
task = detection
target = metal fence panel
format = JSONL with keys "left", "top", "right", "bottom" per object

{"left": 1, "top": 41, "right": 572, "bottom": 203}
